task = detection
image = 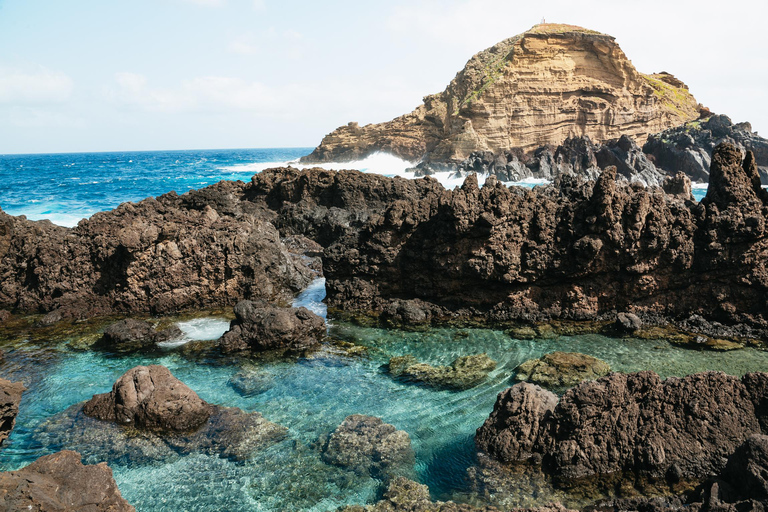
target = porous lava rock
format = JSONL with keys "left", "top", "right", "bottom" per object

{"left": 83, "top": 365, "right": 212, "bottom": 432}
{"left": 322, "top": 415, "right": 414, "bottom": 478}
{"left": 0, "top": 378, "right": 24, "bottom": 446}
{"left": 218, "top": 300, "right": 325, "bottom": 353}
{"left": 476, "top": 371, "right": 768, "bottom": 482}
{"left": 0, "top": 450, "right": 135, "bottom": 511}
{"left": 388, "top": 353, "right": 497, "bottom": 390}
{"left": 514, "top": 352, "right": 611, "bottom": 387}
{"left": 98, "top": 318, "right": 182, "bottom": 349}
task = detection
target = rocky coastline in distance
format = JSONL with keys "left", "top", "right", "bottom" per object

{"left": 1, "top": 22, "right": 768, "bottom": 512}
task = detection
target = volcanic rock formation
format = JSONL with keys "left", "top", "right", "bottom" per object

{"left": 0, "top": 450, "right": 135, "bottom": 511}
{"left": 0, "top": 378, "right": 24, "bottom": 446}
{"left": 302, "top": 24, "right": 701, "bottom": 166}
{"left": 98, "top": 318, "right": 183, "bottom": 350}
{"left": 475, "top": 371, "right": 768, "bottom": 482}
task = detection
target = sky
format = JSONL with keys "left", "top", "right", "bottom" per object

{"left": 0, "top": 0, "right": 766, "bottom": 154}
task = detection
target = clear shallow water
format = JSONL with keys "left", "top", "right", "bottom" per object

{"left": 1, "top": 279, "right": 768, "bottom": 511}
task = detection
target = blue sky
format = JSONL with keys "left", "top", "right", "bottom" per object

{"left": 1, "top": 0, "right": 766, "bottom": 154}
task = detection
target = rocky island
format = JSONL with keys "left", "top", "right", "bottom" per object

{"left": 0, "top": 21, "right": 766, "bottom": 512}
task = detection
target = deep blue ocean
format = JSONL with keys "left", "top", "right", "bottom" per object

{"left": 0, "top": 148, "right": 721, "bottom": 511}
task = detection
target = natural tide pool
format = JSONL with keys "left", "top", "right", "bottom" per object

{"left": 1, "top": 282, "right": 768, "bottom": 511}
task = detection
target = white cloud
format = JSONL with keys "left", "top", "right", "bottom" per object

{"left": 0, "top": 67, "right": 74, "bottom": 105}
{"left": 228, "top": 28, "right": 304, "bottom": 59}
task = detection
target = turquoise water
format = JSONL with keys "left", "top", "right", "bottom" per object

{"left": 1, "top": 280, "right": 768, "bottom": 511}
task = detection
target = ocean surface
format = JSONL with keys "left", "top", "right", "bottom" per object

{"left": 0, "top": 148, "right": 709, "bottom": 228}
{"left": 0, "top": 148, "right": 723, "bottom": 511}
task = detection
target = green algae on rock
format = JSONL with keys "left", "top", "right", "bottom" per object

{"left": 388, "top": 353, "right": 497, "bottom": 390}
{"left": 515, "top": 352, "right": 611, "bottom": 387}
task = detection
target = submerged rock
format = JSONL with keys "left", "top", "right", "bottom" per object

{"left": 83, "top": 365, "right": 212, "bottom": 432}
{"left": 515, "top": 352, "right": 611, "bottom": 387}
{"left": 0, "top": 377, "right": 24, "bottom": 446}
{"left": 388, "top": 353, "right": 497, "bottom": 390}
{"left": 0, "top": 450, "right": 134, "bottom": 511}
{"left": 218, "top": 300, "right": 325, "bottom": 353}
{"left": 228, "top": 369, "right": 274, "bottom": 397}
{"left": 98, "top": 318, "right": 182, "bottom": 350}
{"left": 322, "top": 415, "right": 414, "bottom": 479}
{"left": 477, "top": 371, "right": 768, "bottom": 482}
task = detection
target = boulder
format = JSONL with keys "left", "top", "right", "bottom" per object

{"left": 228, "top": 370, "right": 274, "bottom": 397}
{"left": 0, "top": 378, "right": 24, "bottom": 446}
{"left": 83, "top": 365, "right": 212, "bottom": 432}
{"left": 514, "top": 352, "right": 611, "bottom": 387}
{"left": 477, "top": 371, "right": 768, "bottom": 481}
{"left": 388, "top": 353, "right": 497, "bottom": 390}
{"left": 322, "top": 415, "right": 414, "bottom": 478}
{"left": 218, "top": 301, "right": 325, "bottom": 353}
{"left": 614, "top": 312, "right": 643, "bottom": 334}
{"left": 99, "top": 318, "right": 182, "bottom": 349}
{"left": 0, "top": 450, "right": 134, "bottom": 511}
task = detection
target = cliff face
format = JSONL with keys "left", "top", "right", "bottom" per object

{"left": 302, "top": 24, "right": 701, "bottom": 165}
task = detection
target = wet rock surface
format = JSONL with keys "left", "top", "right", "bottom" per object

{"left": 83, "top": 365, "right": 212, "bottom": 432}
{"left": 476, "top": 371, "right": 768, "bottom": 482}
{"left": 0, "top": 450, "right": 135, "bottom": 511}
{"left": 338, "top": 476, "right": 575, "bottom": 512}
{"left": 515, "top": 352, "right": 611, "bottom": 388}
{"left": 227, "top": 369, "right": 274, "bottom": 396}
{"left": 321, "top": 415, "right": 414, "bottom": 479}
{"left": 388, "top": 353, "right": 497, "bottom": 390}
{"left": 218, "top": 300, "right": 326, "bottom": 353}
{"left": 0, "top": 377, "right": 24, "bottom": 446}
{"left": 98, "top": 318, "right": 182, "bottom": 350}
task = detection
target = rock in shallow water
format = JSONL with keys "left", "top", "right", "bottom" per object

{"left": 322, "top": 415, "right": 414, "bottom": 479}
{"left": 0, "top": 377, "right": 24, "bottom": 446}
{"left": 388, "top": 354, "right": 497, "bottom": 390}
{"left": 515, "top": 352, "right": 611, "bottom": 388}
{"left": 98, "top": 318, "right": 182, "bottom": 350}
{"left": 218, "top": 300, "right": 325, "bottom": 353}
{"left": 0, "top": 450, "right": 135, "bottom": 511}
{"left": 228, "top": 369, "right": 274, "bottom": 396}
{"left": 477, "top": 371, "right": 768, "bottom": 482}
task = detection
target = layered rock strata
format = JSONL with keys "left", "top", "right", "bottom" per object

{"left": 303, "top": 24, "right": 700, "bottom": 165}
{"left": 475, "top": 371, "right": 768, "bottom": 482}
{"left": 218, "top": 300, "right": 326, "bottom": 353}
{"left": 0, "top": 450, "right": 135, "bottom": 511}
{"left": 0, "top": 378, "right": 24, "bottom": 446}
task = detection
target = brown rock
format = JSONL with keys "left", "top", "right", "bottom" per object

{"left": 303, "top": 24, "right": 699, "bottom": 166}
{"left": 0, "top": 378, "right": 24, "bottom": 446}
{"left": 0, "top": 450, "right": 134, "bottom": 511}
{"left": 477, "top": 371, "right": 768, "bottom": 482}
{"left": 218, "top": 300, "right": 325, "bottom": 353}
{"left": 514, "top": 352, "right": 611, "bottom": 387}
{"left": 0, "top": 309, "right": 9, "bottom": 323}
{"left": 83, "top": 365, "right": 212, "bottom": 432}
{"left": 99, "top": 318, "right": 182, "bottom": 349}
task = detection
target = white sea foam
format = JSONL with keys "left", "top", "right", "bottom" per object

{"left": 157, "top": 317, "right": 231, "bottom": 348}
{"left": 292, "top": 277, "right": 327, "bottom": 320}
{"left": 3, "top": 207, "right": 92, "bottom": 228}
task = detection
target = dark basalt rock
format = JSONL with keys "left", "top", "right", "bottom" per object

{"left": 0, "top": 378, "right": 24, "bottom": 446}
{"left": 321, "top": 414, "right": 414, "bottom": 479}
{"left": 514, "top": 352, "right": 610, "bottom": 388}
{"left": 83, "top": 365, "right": 212, "bottom": 432}
{"left": 0, "top": 180, "right": 314, "bottom": 319}
{"left": 218, "top": 300, "right": 326, "bottom": 353}
{"left": 98, "top": 318, "right": 182, "bottom": 350}
{"left": 0, "top": 450, "right": 135, "bottom": 511}
{"left": 476, "top": 371, "right": 768, "bottom": 482}
{"left": 388, "top": 353, "right": 497, "bottom": 390}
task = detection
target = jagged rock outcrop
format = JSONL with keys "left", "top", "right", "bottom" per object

{"left": 514, "top": 352, "right": 610, "bottom": 387}
{"left": 217, "top": 300, "right": 325, "bottom": 353}
{"left": 388, "top": 353, "right": 497, "bottom": 390}
{"left": 0, "top": 181, "right": 313, "bottom": 320}
{"left": 83, "top": 365, "right": 212, "bottom": 432}
{"left": 0, "top": 378, "right": 24, "bottom": 446}
{"left": 0, "top": 450, "right": 135, "bottom": 511}
{"left": 253, "top": 143, "right": 768, "bottom": 334}
{"left": 321, "top": 415, "right": 414, "bottom": 478}
{"left": 476, "top": 371, "right": 768, "bottom": 482}
{"left": 645, "top": 114, "right": 768, "bottom": 183}
{"left": 98, "top": 318, "right": 182, "bottom": 350}
{"left": 303, "top": 24, "right": 700, "bottom": 166}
